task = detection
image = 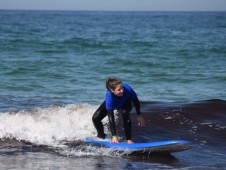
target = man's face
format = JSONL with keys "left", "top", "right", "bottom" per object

{"left": 112, "top": 84, "right": 124, "bottom": 97}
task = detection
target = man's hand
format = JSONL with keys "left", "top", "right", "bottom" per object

{"left": 111, "top": 136, "right": 119, "bottom": 143}
{"left": 137, "top": 115, "right": 145, "bottom": 127}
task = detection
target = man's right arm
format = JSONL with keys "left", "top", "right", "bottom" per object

{"left": 107, "top": 110, "right": 117, "bottom": 137}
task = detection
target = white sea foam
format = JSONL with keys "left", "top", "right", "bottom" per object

{"left": 0, "top": 103, "right": 133, "bottom": 157}
{"left": 0, "top": 103, "right": 109, "bottom": 146}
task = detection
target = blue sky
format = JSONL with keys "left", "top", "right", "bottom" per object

{"left": 0, "top": 0, "right": 226, "bottom": 11}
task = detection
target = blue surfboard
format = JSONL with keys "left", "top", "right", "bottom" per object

{"left": 85, "top": 138, "right": 192, "bottom": 153}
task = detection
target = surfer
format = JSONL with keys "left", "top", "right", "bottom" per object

{"left": 92, "top": 78, "right": 145, "bottom": 144}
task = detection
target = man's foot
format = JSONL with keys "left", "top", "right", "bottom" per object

{"left": 97, "top": 133, "right": 106, "bottom": 139}
{"left": 127, "top": 140, "right": 134, "bottom": 144}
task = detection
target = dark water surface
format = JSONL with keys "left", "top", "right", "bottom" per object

{"left": 0, "top": 99, "right": 226, "bottom": 169}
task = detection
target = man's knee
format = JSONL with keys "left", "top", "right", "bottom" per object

{"left": 121, "top": 109, "right": 130, "bottom": 115}
{"left": 92, "top": 113, "right": 99, "bottom": 123}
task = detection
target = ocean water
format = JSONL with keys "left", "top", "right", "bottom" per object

{"left": 0, "top": 10, "right": 226, "bottom": 169}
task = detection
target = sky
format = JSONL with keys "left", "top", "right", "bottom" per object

{"left": 0, "top": 0, "right": 226, "bottom": 11}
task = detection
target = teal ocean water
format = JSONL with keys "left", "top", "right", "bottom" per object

{"left": 1, "top": 11, "right": 226, "bottom": 109}
{"left": 0, "top": 10, "right": 226, "bottom": 169}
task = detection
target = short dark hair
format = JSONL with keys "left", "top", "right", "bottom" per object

{"left": 106, "top": 78, "right": 122, "bottom": 91}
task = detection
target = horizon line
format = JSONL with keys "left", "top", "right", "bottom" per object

{"left": 0, "top": 9, "right": 226, "bottom": 12}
